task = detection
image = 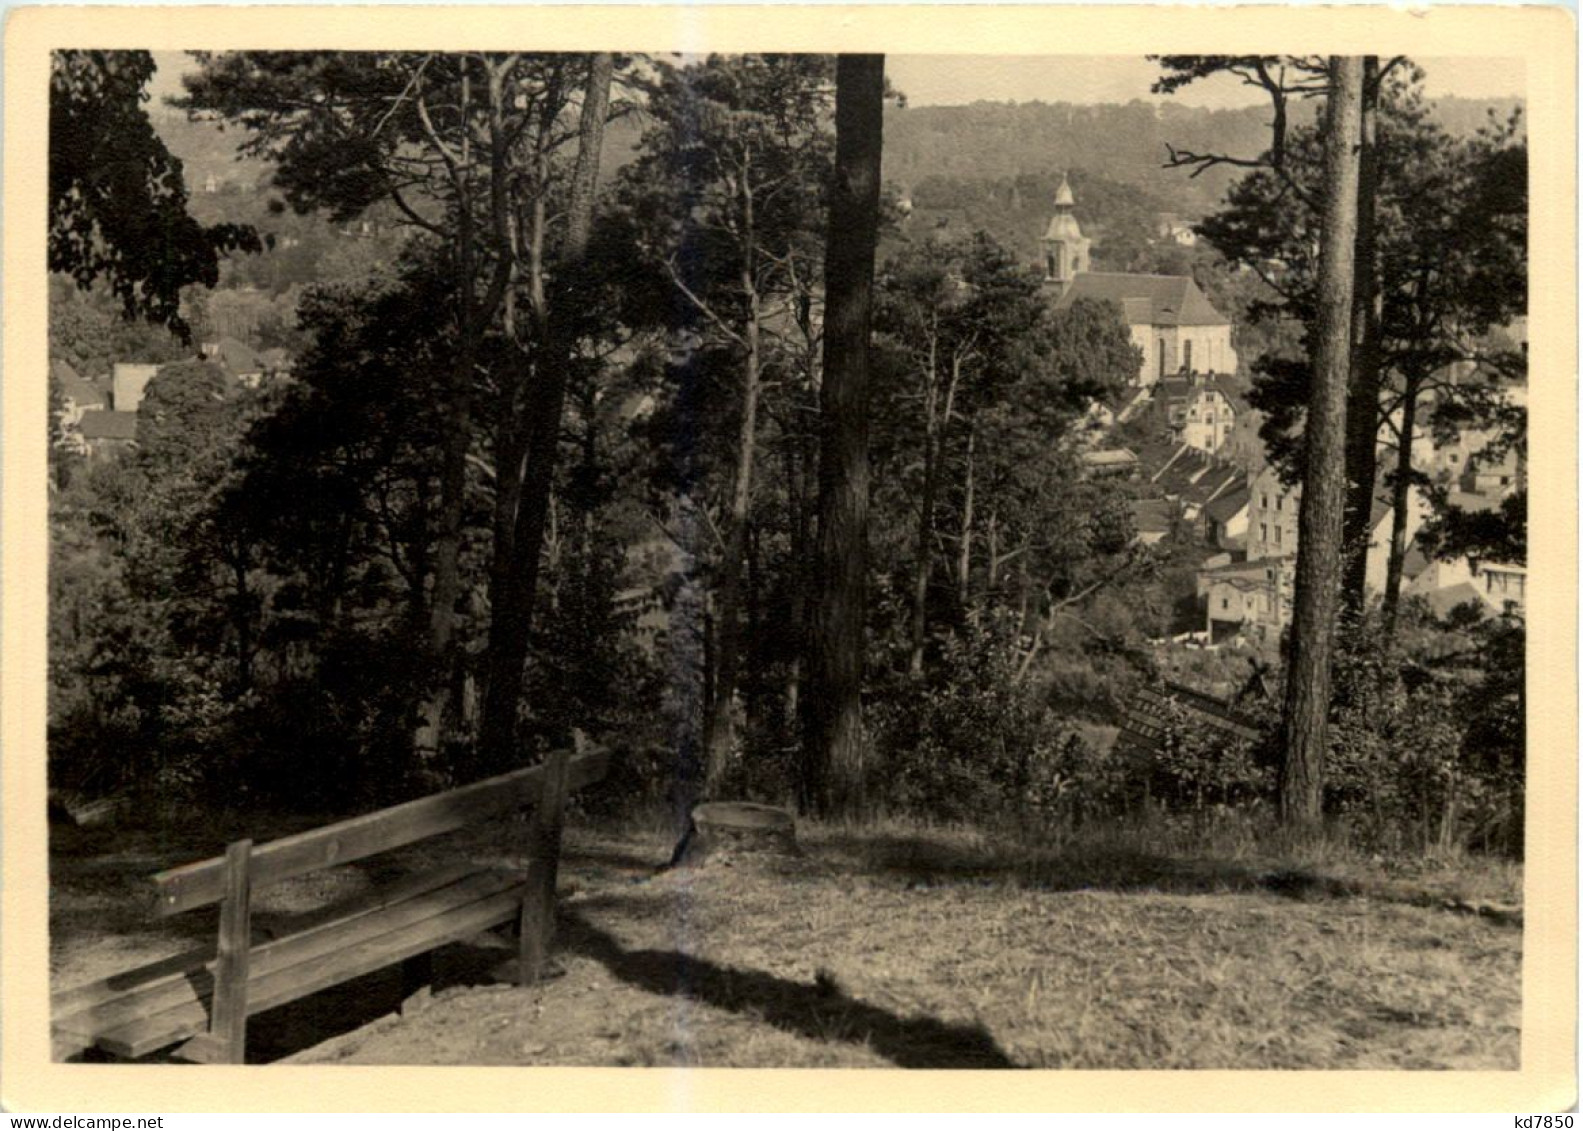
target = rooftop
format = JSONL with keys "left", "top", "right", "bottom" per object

{"left": 53, "top": 358, "right": 104, "bottom": 406}
{"left": 1204, "top": 487, "right": 1252, "bottom": 524}
{"left": 211, "top": 337, "right": 265, "bottom": 377}
{"left": 78, "top": 409, "right": 138, "bottom": 441}
{"left": 1129, "top": 498, "right": 1176, "bottom": 534}
{"left": 1054, "top": 273, "right": 1229, "bottom": 328}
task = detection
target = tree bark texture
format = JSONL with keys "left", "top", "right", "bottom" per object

{"left": 958, "top": 423, "right": 977, "bottom": 609}
{"left": 478, "top": 53, "right": 614, "bottom": 770}
{"left": 415, "top": 65, "right": 478, "bottom": 770}
{"left": 908, "top": 388, "right": 941, "bottom": 675}
{"left": 1382, "top": 371, "right": 1422, "bottom": 635}
{"left": 1340, "top": 57, "right": 1382, "bottom": 620}
{"left": 802, "top": 54, "right": 883, "bottom": 819}
{"left": 907, "top": 349, "right": 960, "bottom": 675}
{"left": 700, "top": 171, "right": 766, "bottom": 795}
{"left": 1279, "top": 56, "right": 1363, "bottom": 836}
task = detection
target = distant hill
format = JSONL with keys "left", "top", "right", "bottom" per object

{"left": 880, "top": 94, "right": 1524, "bottom": 217}
{"left": 150, "top": 90, "right": 1522, "bottom": 288}
{"left": 882, "top": 100, "right": 1276, "bottom": 218}
{"left": 878, "top": 93, "right": 1524, "bottom": 271}
{"left": 151, "top": 109, "right": 272, "bottom": 195}
{"left": 1428, "top": 95, "right": 1525, "bottom": 138}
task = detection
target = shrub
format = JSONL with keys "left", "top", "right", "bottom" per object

{"left": 869, "top": 614, "right": 1077, "bottom": 824}
{"left": 1325, "top": 609, "right": 1524, "bottom": 856}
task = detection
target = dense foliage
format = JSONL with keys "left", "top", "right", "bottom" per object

{"left": 48, "top": 53, "right": 1526, "bottom": 858}
{"left": 50, "top": 50, "right": 261, "bottom": 340}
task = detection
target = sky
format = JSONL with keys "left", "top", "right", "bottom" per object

{"left": 886, "top": 55, "right": 1525, "bottom": 108}
{"left": 148, "top": 52, "right": 1524, "bottom": 112}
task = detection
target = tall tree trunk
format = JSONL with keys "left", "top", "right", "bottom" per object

{"left": 229, "top": 549, "right": 254, "bottom": 695}
{"left": 415, "top": 65, "right": 477, "bottom": 772}
{"left": 479, "top": 87, "right": 554, "bottom": 771}
{"left": 1279, "top": 56, "right": 1363, "bottom": 838}
{"left": 701, "top": 206, "right": 764, "bottom": 794}
{"left": 986, "top": 512, "right": 1001, "bottom": 594}
{"left": 802, "top": 53, "right": 883, "bottom": 819}
{"left": 958, "top": 422, "right": 977, "bottom": 611}
{"left": 1382, "top": 371, "right": 1422, "bottom": 636}
{"left": 477, "top": 53, "right": 614, "bottom": 769}
{"left": 1340, "top": 57, "right": 1382, "bottom": 619}
{"left": 908, "top": 404, "right": 940, "bottom": 675}
{"left": 783, "top": 439, "right": 808, "bottom": 736}
{"left": 908, "top": 349, "right": 959, "bottom": 675}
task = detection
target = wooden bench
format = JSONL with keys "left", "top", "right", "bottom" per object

{"left": 51, "top": 738, "right": 608, "bottom": 1064}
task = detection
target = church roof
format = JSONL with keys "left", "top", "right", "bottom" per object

{"left": 1043, "top": 213, "right": 1086, "bottom": 242}
{"left": 1054, "top": 273, "right": 1230, "bottom": 328}
{"left": 1054, "top": 174, "right": 1076, "bottom": 208}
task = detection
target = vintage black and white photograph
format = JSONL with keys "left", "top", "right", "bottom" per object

{"left": 11, "top": 7, "right": 1572, "bottom": 1107}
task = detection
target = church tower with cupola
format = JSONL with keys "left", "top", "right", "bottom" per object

{"left": 1041, "top": 173, "right": 1091, "bottom": 293}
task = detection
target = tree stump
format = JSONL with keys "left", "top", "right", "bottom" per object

{"left": 671, "top": 802, "right": 800, "bottom": 868}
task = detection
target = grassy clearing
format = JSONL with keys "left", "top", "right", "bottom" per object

{"left": 49, "top": 811, "right": 1521, "bottom": 1069}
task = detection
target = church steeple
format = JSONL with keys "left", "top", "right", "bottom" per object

{"left": 1041, "top": 173, "right": 1090, "bottom": 291}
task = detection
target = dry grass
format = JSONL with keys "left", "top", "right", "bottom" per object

{"left": 49, "top": 811, "right": 1522, "bottom": 1069}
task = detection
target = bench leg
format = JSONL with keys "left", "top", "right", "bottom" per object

{"left": 517, "top": 859, "right": 552, "bottom": 986}
{"left": 400, "top": 953, "right": 434, "bottom": 1016}
{"left": 517, "top": 746, "right": 571, "bottom": 985}
{"left": 208, "top": 838, "right": 254, "bottom": 1064}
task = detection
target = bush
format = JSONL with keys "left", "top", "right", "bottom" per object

{"left": 1325, "top": 610, "right": 1524, "bottom": 856}
{"left": 1147, "top": 692, "right": 1274, "bottom": 814}
{"left": 869, "top": 615, "right": 1079, "bottom": 824}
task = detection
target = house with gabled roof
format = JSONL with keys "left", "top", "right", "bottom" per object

{"left": 1197, "top": 555, "right": 1293, "bottom": 638}
{"left": 52, "top": 358, "right": 107, "bottom": 426}
{"left": 204, "top": 337, "right": 266, "bottom": 388}
{"left": 1128, "top": 498, "right": 1177, "bottom": 546}
{"left": 1203, "top": 486, "right": 1251, "bottom": 552}
{"left": 78, "top": 409, "right": 138, "bottom": 459}
{"left": 1143, "top": 372, "right": 1250, "bottom": 457}
{"left": 1079, "top": 448, "right": 1139, "bottom": 478}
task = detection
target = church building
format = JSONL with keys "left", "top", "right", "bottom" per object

{"left": 1041, "top": 176, "right": 1238, "bottom": 387}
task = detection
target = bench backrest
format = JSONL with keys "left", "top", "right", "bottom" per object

{"left": 150, "top": 745, "right": 610, "bottom": 917}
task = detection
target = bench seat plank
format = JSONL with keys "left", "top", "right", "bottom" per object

{"left": 55, "top": 867, "right": 519, "bottom": 1059}
{"left": 97, "top": 877, "right": 529, "bottom": 1059}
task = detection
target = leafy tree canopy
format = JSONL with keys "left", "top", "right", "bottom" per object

{"left": 51, "top": 51, "right": 261, "bottom": 340}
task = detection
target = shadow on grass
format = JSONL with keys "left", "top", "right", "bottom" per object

{"left": 561, "top": 910, "right": 1017, "bottom": 1069}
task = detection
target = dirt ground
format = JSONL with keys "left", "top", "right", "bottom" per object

{"left": 50, "top": 819, "right": 1522, "bottom": 1070}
